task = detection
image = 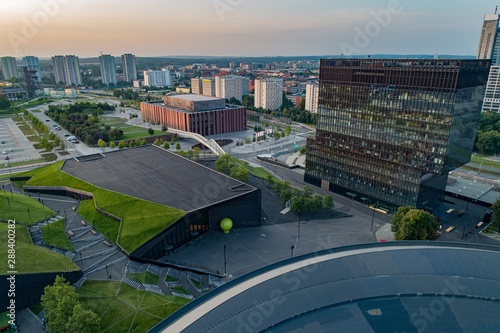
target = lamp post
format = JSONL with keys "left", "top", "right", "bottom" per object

{"left": 27, "top": 208, "right": 31, "bottom": 220}
{"left": 298, "top": 210, "right": 301, "bottom": 238}
{"left": 223, "top": 244, "right": 227, "bottom": 277}
{"left": 106, "top": 264, "right": 109, "bottom": 279}
{"left": 371, "top": 207, "right": 376, "bottom": 233}
{"left": 291, "top": 245, "right": 295, "bottom": 258}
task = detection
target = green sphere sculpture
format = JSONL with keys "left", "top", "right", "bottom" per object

{"left": 220, "top": 218, "right": 233, "bottom": 234}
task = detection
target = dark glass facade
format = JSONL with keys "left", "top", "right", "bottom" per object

{"left": 305, "top": 59, "right": 490, "bottom": 211}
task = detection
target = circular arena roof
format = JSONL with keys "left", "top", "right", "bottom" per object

{"left": 150, "top": 242, "right": 500, "bottom": 333}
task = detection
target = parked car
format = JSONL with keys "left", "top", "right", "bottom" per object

{"left": 67, "top": 136, "right": 76, "bottom": 141}
{"left": 483, "top": 210, "right": 493, "bottom": 223}
{"left": 45, "top": 119, "right": 50, "bottom": 122}
{"left": 64, "top": 134, "right": 70, "bottom": 137}
{"left": 4, "top": 155, "right": 9, "bottom": 160}
{"left": 9, "top": 148, "right": 13, "bottom": 152}
{"left": 1, "top": 150, "right": 6, "bottom": 154}
{"left": 52, "top": 124, "right": 58, "bottom": 127}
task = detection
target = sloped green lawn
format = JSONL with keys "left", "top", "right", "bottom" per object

{"left": 0, "top": 223, "right": 78, "bottom": 274}
{"left": 0, "top": 191, "right": 55, "bottom": 225}
{"left": 77, "top": 280, "right": 190, "bottom": 333}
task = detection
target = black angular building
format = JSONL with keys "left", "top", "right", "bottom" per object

{"left": 305, "top": 59, "right": 490, "bottom": 211}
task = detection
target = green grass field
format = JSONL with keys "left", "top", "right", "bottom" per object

{"left": 0, "top": 191, "right": 55, "bottom": 225}
{"left": 100, "top": 117, "right": 163, "bottom": 141}
{"left": 20, "top": 161, "right": 186, "bottom": 252}
{"left": 236, "top": 159, "right": 276, "bottom": 180}
{"left": 77, "top": 280, "right": 190, "bottom": 333}
{"left": 127, "top": 272, "right": 159, "bottom": 285}
{"left": 0, "top": 223, "right": 79, "bottom": 274}
{"left": 470, "top": 154, "right": 500, "bottom": 169}
{"left": 41, "top": 219, "right": 75, "bottom": 251}
{"left": 77, "top": 199, "right": 119, "bottom": 243}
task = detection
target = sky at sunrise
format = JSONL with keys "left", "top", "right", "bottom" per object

{"left": 1, "top": 0, "right": 499, "bottom": 58}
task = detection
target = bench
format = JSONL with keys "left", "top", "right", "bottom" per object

{"left": 91, "top": 229, "right": 98, "bottom": 235}
{"left": 81, "top": 220, "right": 87, "bottom": 226}
{"left": 67, "top": 230, "right": 74, "bottom": 236}
{"left": 102, "top": 240, "right": 112, "bottom": 247}
{"left": 446, "top": 208, "right": 455, "bottom": 214}
{"left": 446, "top": 226, "right": 455, "bottom": 233}
{"left": 476, "top": 221, "right": 484, "bottom": 228}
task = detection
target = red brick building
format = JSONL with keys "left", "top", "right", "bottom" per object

{"left": 140, "top": 94, "right": 247, "bottom": 136}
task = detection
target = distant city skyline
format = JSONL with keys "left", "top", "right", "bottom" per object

{"left": 0, "top": 0, "right": 499, "bottom": 57}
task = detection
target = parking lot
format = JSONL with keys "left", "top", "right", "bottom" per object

{"left": 0, "top": 118, "right": 41, "bottom": 165}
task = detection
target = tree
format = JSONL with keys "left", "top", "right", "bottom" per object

{"left": 147, "top": 128, "right": 154, "bottom": 135}
{"left": 193, "top": 147, "right": 200, "bottom": 160}
{"left": 97, "top": 139, "right": 106, "bottom": 148}
{"left": 118, "top": 141, "right": 125, "bottom": 149}
{"left": 323, "top": 195, "right": 334, "bottom": 209}
{"left": 391, "top": 207, "right": 439, "bottom": 240}
{"left": 285, "top": 125, "right": 291, "bottom": 136}
{"left": 109, "top": 141, "right": 116, "bottom": 149}
{"left": 312, "top": 194, "right": 324, "bottom": 210}
{"left": 161, "top": 125, "right": 168, "bottom": 131}
{"left": 41, "top": 276, "right": 79, "bottom": 333}
{"left": 153, "top": 138, "right": 160, "bottom": 146}
{"left": 477, "top": 130, "right": 500, "bottom": 154}
{"left": 140, "top": 138, "right": 147, "bottom": 146}
{"left": 175, "top": 142, "right": 181, "bottom": 150}
{"left": 299, "top": 97, "right": 306, "bottom": 111}
{"left": 230, "top": 165, "right": 249, "bottom": 182}
{"left": 66, "top": 304, "right": 100, "bottom": 333}
{"left": 266, "top": 174, "right": 275, "bottom": 187}
{"left": 229, "top": 97, "right": 241, "bottom": 105}
{"left": 215, "top": 154, "right": 234, "bottom": 174}
{"left": 163, "top": 142, "right": 170, "bottom": 150}
{"left": 491, "top": 198, "right": 500, "bottom": 232}
{"left": 41, "top": 276, "right": 100, "bottom": 333}
{"left": 129, "top": 140, "right": 136, "bottom": 147}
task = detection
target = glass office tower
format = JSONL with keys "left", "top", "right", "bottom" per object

{"left": 304, "top": 59, "right": 490, "bottom": 211}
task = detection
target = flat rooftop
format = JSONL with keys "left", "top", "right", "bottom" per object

{"left": 170, "top": 94, "right": 221, "bottom": 102}
{"left": 446, "top": 177, "right": 499, "bottom": 204}
{"left": 61, "top": 146, "right": 255, "bottom": 212}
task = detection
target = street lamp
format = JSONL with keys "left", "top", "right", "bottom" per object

{"left": 298, "top": 210, "right": 301, "bottom": 238}
{"left": 27, "top": 208, "right": 31, "bottom": 220}
{"left": 106, "top": 264, "right": 110, "bottom": 279}
{"left": 223, "top": 244, "right": 227, "bottom": 277}
{"left": 291, "top": 245, "right": 295, "bottom": 258}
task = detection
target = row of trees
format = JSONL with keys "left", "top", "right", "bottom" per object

{"left": 24, "top": 111, "right": 50, "bottom": 134}
{"left": 266, "top": 175, "right": 334, "bottom": 213}
{"left": 215, "top": 154, "right": 249, "bottom": 182}
{"left": 240, "top": 93, "right": 317, "bottom": 125}
{"left": 45, "top": 104, "right": 123, "bottom": 145}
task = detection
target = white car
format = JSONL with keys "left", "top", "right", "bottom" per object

{"left": 1, "top": 150, "right": 6, "bottom": 154}
{"left": 9, "top": 147, "right": 13, "bottom": 152}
